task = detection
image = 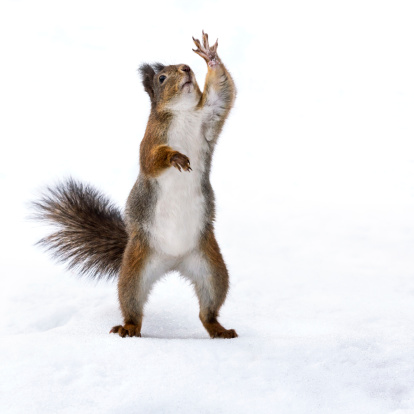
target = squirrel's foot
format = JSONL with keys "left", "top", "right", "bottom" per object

{"left": 170, "top": 152, "right": 192, "bottom": 172}
{"left": 192, "top": 30, "right": 220, "bottom": 67}
{"left": 211, "top": 328, "right": 238, "bottom": 339}
{"left": 110, "top": 324, "right": 141, "bottom": 337}
{"left": 200, "top": 314, "right": 238, "bottom": 339}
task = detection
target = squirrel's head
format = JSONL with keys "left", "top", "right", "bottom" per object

{"left": 139, "top": 63, "right": 201, "bottom": 111}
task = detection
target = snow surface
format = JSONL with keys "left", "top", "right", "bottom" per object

{"left": 1, "top": 0, "right": 414, "bottom": 413}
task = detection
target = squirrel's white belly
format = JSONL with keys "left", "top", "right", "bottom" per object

{"left": 151, "top": 169, "right": 205, "bottom": 256}
{"left": 150, "top": 111, "right": 207, "bottom": 257}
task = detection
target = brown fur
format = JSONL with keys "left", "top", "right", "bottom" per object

{"left": 198, "top": 226, "right": 237, "bottom": 338}
{"left": 111, "top": 232, "right": 149, "bottom": 336}
{"left": 141, "top": 144, "right": 191, "bottom": 176}
{"left": 139, "top": 111, "right": 172, "bottom": 177}
{"left": 139, "top": 65, "right": 200, "bottom": 177}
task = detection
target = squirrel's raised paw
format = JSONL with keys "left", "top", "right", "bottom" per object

{"left": 170, "top": 152, "right": 192, "bottom": 172}
{"left": 192, "top": 30, "right": 220, "bottom": 67}
{"left": 110, "top": 324, "right": 141, "bottom": 337}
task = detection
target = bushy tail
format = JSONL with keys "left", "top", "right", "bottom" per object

{"left": 32, "top": 178, "right": 128, "bottom": 279}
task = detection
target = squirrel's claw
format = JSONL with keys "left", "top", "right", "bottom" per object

{"left": 202, "top": 30, "right": 209, "bottom": 49}
{"left": 212, "top": 39, "right": 218, "bottom": 54}
{"left": 110, "top": 324, "right": 141, "bottom": 338}
{"left": 170, "top": 152, "right": 191, "bottom": 172}
{"left": 193, "top": 49, "right": 209, "bottom": 61}
{"left": 192, "top": 36, "right": 202, "bottom": 49}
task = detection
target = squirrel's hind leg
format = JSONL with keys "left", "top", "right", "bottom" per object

{"left": 178, "top": 230, "right": 238, "bottom": 339}
{"left": 110, "top": 235, "right": 167, "bottom": 338}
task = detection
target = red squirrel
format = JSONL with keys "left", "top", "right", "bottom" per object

{"left": 33, "top": 31, "right": 237, "bottom": 339}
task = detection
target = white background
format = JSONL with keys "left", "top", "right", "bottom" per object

{"left": 1, "top": 1, "right": 414, "bottom": 413}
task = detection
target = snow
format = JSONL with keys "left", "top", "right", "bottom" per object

{"left": 1, "top": 0, "right": 414, "bottom": 413}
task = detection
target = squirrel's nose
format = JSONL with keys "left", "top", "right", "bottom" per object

{"left": 180, "top": 65, "right": 191, "bottom": 73}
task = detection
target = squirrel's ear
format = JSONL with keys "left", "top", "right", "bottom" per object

{"left": 139, "top": 63, "right": 156, "bottom": 103}
{"left": 152, "top": 62, "right": 165, "bottom": 73}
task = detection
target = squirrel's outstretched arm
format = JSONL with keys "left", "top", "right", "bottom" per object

{"left": 193, "top": 31, "right": 236, "bottom": 143}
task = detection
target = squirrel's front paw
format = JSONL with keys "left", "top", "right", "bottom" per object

{"left": 192, "top": 30, "right": 220, "bottom": 67}
{"left": 110, "top": 324, "right": 141, "bottom": 337}
{"left": 170, "top": 152, "right": 192, "bottom": 172}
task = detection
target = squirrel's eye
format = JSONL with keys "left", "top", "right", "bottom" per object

{"left": 159, "top": 75, "right": 166, "bottom": 84}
